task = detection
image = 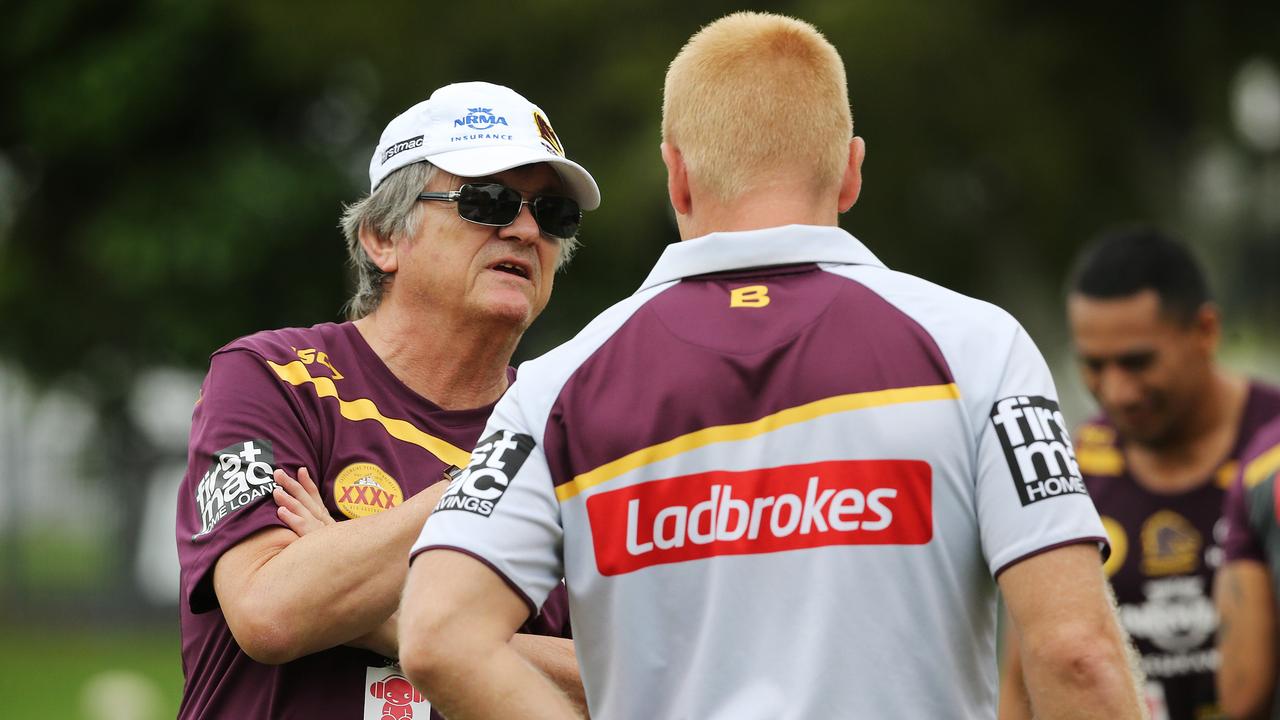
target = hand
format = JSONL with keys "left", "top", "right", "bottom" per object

{"left": 273, "top": 467, "right": 336, "bottom": 537}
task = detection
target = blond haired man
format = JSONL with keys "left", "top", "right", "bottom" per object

{"left": 397, "top": 13, "right": 1146, "bottom": 719}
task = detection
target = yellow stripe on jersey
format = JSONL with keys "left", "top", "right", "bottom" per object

{"left": 267, "top": 360, "right": 472, "bottom": 468}
{"left": 1076, "top": 445, "right": 1124, "bottom": 477}
{"left": 556, "top": 382, "right": 961, "bottom": 502}
{"left": 1076, "top": 423, "right": 1116, "bottom": 446}
{"left": 1244, "top": 443, "right": 1280, "bottom": 489}
{"left": 1215, "top": 461, "right": 1239, "bottom": 490}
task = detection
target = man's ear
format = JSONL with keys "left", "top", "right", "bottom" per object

{"left": 359, "top": 223, "right": 398, "bottom": 273}
{"left": 1193, "top": 303, "right": 1221, "bottom": 355}
{"left": 661, "top": 142, "right": 692, "bottom": 216}
{"left": 837, "top": 136, "right": 866, "bottom": 213}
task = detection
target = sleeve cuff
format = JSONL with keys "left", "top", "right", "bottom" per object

{"left": 993, "top": 536, "right": 1110, "bottom": 580}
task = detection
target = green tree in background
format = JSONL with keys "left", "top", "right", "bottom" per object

{"left": 1, "top": 0, "right": 1277, "bottom": 612}
{"left": 1, "top": 0, "right": 352, "bottom": 609}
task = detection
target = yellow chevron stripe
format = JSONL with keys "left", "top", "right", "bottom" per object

{"left": 1215, "top": 461, "right": 1239, "bottom": 490}
{"left": 267, "top": 360, "right": 471, "bottom": 468}
{"left": 1076, "top": 423, "right": 1116, "bottom": 445}
{"left": 1076, "top": 445, "right": 1125, "bottom": 477}
{"left": 1244, "top": 443, "right": 1280, "bottom": 489}
{"left": 556, "top": 383, "right": 961, "bottom": 502}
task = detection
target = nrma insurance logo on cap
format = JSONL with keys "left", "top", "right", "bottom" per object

{"left": 455, "top": 107, "right": 509, "bottom": 130}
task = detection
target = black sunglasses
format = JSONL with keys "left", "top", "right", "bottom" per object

{"left": 417, "top": 183, "right": 581, "bottom": 240}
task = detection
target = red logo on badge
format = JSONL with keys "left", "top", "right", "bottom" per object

{"left": 370, "top": 674, "right": 423, "bottom": 719}
{"left": 587, "top": 459, "right": 933, "bottom": 576}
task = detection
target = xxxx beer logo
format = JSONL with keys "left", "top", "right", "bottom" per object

{"left": 333, "top": 462, "right": 404, "bottom": 519}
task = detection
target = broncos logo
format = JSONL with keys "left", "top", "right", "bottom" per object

{"left": 533, "top": 110, "right": 565, "bottom": 157}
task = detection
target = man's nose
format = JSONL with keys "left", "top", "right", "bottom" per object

{"left": 498, "top": 201, "right": 540, "bottom": 245}
{"left": 1097, "top": 365, "right": 1141, "bottom": 408}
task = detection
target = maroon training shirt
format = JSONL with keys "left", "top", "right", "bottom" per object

{"left": 1075, "top": 381, "right": 1280, "bottom": 720}
{"left": 176, "top": 322, "right": 570, "bottom": 719}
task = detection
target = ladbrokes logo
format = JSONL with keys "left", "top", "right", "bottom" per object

{"left": 434, "top": 430, "right": 534, "bottom": 517}
{"left": 587, "top": 459, "right": 932, "bottom": 576}
{"left": 990, "top": 395, "right": 1085, "bottom": 506}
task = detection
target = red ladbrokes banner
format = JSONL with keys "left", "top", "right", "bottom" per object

{"left": 587, "top": 459, "right": 933, "bottom": 575}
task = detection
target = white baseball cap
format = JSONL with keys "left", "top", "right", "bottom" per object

{"left": 368, "top": 82, "right": 600, "bottom": 210}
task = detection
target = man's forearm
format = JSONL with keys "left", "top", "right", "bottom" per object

{"left": 998, "top": 615, "right": 1034, "bottom": 720}
{"left": 346, "top": 612, "right": 400, "bottom": 658}
{"left": 1021, "top": 615, "right": 1145, "bottom": 719}
{"left": 348, "top": 612, "right": 585, "bottom": 708}
{"left": 399, "top": 550, "right": 583, "bottom": 719}
{"left": 1000, "top": 545, "right": 1145, "bottom": 720}
{"left": 510, "top": 635, "right": 586, "bottom": 713}
{"left": 409, "top": 639, "right": 580, "bottom": 720}
{"left": 234, "top": 484, "right": 444, "bottom": 660}
{"left": 1215, "top": 561, "right": 1277, "bottom": 719}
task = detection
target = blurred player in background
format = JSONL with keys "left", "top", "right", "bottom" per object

{"left": 175, "top": 81, "right": 597, "bottom": 719}
{"left": 397, "top": 12, "right": 1144, "bottom": 719}
{"left": 1219, "top": 414, "right": 1280, "bottom": 719}
{"left": 1000, "top": 228, "right": 1280, "bottom": 720}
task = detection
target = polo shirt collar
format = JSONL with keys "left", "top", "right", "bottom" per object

{"left": 638, "top": 224, "right": 885, "bottom": 291}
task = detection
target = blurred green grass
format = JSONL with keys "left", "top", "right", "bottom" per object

{"left": 0, "top": 623, "right": 181, "bottom": 719}
{"left": 6, "top": 526, "right": 113, "bottom": 592}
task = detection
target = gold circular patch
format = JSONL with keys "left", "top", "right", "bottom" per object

{"left": 333, "top": 462, "right": 404, "bottom": 519}
{"left": 1101, "top": 515, "right": 1128, "bottom": 578}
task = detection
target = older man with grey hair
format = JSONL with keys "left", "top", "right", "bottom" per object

{"left": 175, "top": 81, "right": 598, "bottom": 720}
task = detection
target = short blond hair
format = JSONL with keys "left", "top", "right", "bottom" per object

{"left": 663, "top": 12, "right": 852, "bottom": 202}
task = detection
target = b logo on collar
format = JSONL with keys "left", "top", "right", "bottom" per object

{"left": 730, "top": 285, "right": 771, "bottom": 308}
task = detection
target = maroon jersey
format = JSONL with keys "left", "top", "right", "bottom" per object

{"left": 176, "top": 322, "right": 570, "bottom": 720}
{"left": 1224, "top": 416, "right": 1280, "bottom": 568}
{"left": 1075, "top": 381, "right": 1280, "bottom": 720}
{"left": 1223, "top": 416, "right": 1280, "bottom": 720}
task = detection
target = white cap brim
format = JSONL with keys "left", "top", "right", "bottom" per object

{"left": 426, "top": 145, "right": 601, "bottom": 211}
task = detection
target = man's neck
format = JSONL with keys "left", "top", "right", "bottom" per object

{"left": 1126, "top": 371, "right": 1249, "bottom": 493}
{"left": 354, "top": 303, "right": 521, "bottom": 411}
{"left": 678, "top": 186, "right": 840, "bottom": 240}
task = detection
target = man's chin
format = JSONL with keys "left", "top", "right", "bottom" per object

{"left": 1112, "top": 418, "right": 1174, "bottom": 448}
{"left": 472, "top": 298, "right": 539, "bottom": 331}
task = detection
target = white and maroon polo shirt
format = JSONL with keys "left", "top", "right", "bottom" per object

{"left": 413, "top": 224, "right": 1106, "bottom": 719}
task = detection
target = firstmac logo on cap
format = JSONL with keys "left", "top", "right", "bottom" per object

{"left": 989, "top": 395, "right": 1086, "bottom": 506}
{"left": 455, "top": 107, "right": 509, "bottom": 130}
{"left": 382, "top": 135, "right": 424, "bottom": 165}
